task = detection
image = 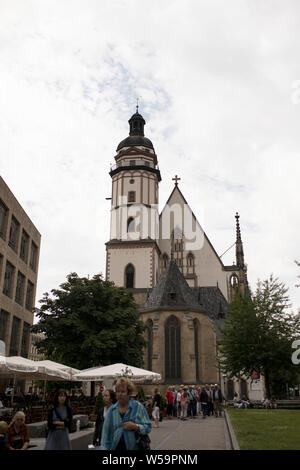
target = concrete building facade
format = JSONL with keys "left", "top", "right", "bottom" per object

{"left": 0, "top": 175, "right": 41, "bottom": 360}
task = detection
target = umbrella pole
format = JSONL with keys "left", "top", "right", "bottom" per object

{"left": 43, "top": 380, "right": 46, "bottom": 401}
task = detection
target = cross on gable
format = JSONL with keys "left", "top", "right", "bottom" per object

{"left": 172, "top": 175, "right": 181, "bottom": 186}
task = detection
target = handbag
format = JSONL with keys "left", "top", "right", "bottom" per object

{"left": 130, "top": 401, "right": 151, "bottom": 451}
{"left": 135, "top": 431, "right": 151, "bottom": 451}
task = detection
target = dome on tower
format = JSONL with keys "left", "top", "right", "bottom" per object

{"left": 117, "top": 110, "right": 154, "bottom": 151}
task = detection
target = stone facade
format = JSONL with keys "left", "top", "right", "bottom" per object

{"left": 0, "top": 175, "right": 41, "bottom": 359}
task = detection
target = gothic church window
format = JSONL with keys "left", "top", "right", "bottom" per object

{"left": 125, "top": 264, "right": 134, "bottom": 288}
{"left": 193, "top": 319, "right": 200, "bottom": 383}
{"left": 127, "top": 217, "right": 135, "bottom": 233}
{"left": 146, "top": 319, "right": 153, "bottom": 371}
{"left": 165, "top": 315, "right": 181, "bottom": 383}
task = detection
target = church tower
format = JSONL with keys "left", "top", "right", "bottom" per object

{"left": 105, "top": 107, "right": 161, "bottom": 289}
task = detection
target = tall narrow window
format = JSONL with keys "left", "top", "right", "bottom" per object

{"left": 15, "top": 271, "right": 25, "bottom": 306}
{"left": 162, "top": 254, "right": 169, "bottom": 270}
{"left": 146, "top": 320, "right": 153, "bottom": 371}
{"left": 227, "top": 380, "right": 234, "bottom": 400}
{"left": 10, "top": 316, "right": 21, "bottom": 356}
{"left": 21, "top": 322, "right": 30, "bottom": 358}
{"left": 8, "top": 216, "right": 20, "bottom": 252}
{"left": 3, "top": 261, "right": 15, "bottom": 298}
{"left": 0, "top": 200, "right": 8, "bottom": 240}
{"left": 25, "top": 280, "right": 34, "bottom": 311}
{"left": 127, "top": 217, "right": 135, "bottom": 233}
{"left": 30, "top": 241, "right": 38, "bottom": 272}
{"left": 128, "top": 191, "right": 135, "bottom": 203}
{"left": 165, "top": 316, "right": 181, "bottom": 383}
{"left": 20, "top": 230, "right": 29, "bottom": 263}
{"left": 0, "top": 309, "right": 9, "bottom": 342}
{"left": 193, "top": 319, "right": 200, "bottom": 383}
{"left": 125, "top": 264, "right": 134, "bottom": 288}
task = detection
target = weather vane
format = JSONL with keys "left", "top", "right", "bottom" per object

{"left": 136, "top": 96, "right": 141, "bottom": 112}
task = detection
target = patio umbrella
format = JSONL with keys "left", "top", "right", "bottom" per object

{"left": 74, "top": 363, "right": 161, "bottom": 382}
{"left": 0, "top": 355, "right": 73, "bottom": 402}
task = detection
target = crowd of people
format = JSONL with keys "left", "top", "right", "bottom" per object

{"left": 158, "top": 384, "right": 224, "bottom": 421}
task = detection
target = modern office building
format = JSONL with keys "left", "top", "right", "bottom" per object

{"left": 0, "top": 175, "right": 41, "bottom": 360}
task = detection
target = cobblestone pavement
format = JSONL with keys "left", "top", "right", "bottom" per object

{"left": 149, "top": 414, "right": 231, "bottom": 450}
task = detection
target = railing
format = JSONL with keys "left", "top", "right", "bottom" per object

{"left": 110, "top": 162, "right": 160, "bottom": 172}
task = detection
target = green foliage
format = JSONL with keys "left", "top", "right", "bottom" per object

{"left": 94, "top": 391, "right": 104, "bottom": 414}
{"left": 137, "top": 387, "right": 145, "bottom": 402}
{"left": 160, "top": 396, "right": 167, "bottom": 410}
{"left": 218, "top": 274, "right": 300, "bottom": 397}
{"left": 31, "top": 273, "right": 147, "bottom": 370}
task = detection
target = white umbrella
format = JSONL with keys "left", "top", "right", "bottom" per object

{"left": 0, "top": 356, "right": 72, "bottom": 381}
{"left": 35, "top": 360, "right": 80, "bottom": 379}
{"left": 74, "top": 363, "right": 161, "bottom": 382}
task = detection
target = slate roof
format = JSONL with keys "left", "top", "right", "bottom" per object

{"left": 141, "top": 259, "right": 228, "bottom": 340}
{"left": 143, "top": 259, "right": 201, "bottom": 309}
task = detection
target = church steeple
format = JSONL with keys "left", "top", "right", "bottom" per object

{"left": 128, "top": 110, "right": 146, "bottom": 136}
{"left": 235, "top": 212, "right": 245, "bottom": 268}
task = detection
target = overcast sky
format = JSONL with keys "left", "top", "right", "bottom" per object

{"left": 0, "top": 0, "right": 299, "bottom": 319}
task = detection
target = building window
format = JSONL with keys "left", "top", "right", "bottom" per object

{"left": 146, "top": 320, "right": 153, "bottom": 371}
{"left": 25, "top": 280, "right": 34, "bottom": 311}
{"left": 144, "top": 161, "right": 150, "bottom": 167}
{"left": 29, "top": 241, "right": 38, "bottom": 272}
{"left": 227, "top": 379, "right": 234, "bottom": 400}
{"left": 20, "top": 230, "right": 29, "bottom": 263}
{"left": 21, "top": 322, "right": 30, "bottom": 358}
{"left": 0, "top": 309, "right": 9, "bottom": 342}
{"left": 165, "top": 316, "right": 181, "bottom": 383}
{"left": 128, "top": 191, "right": 135, "bottom": 203}
{"left": 187, "top": 253, "right": 194, "bottom": 267}
{"left": 3, "top": 261, "right": 15, "bottom": 298}
{"left": 127, "top": 217, "right": 135, "bottom": 233}
{"left": 8, "top": 216, "right": 20, "bottom": 252}
{"left": 162, "top": 254, "right": 169, "bottom": 269}
{"left": 193, "top": 319, "right": 200, "bottom": 383}
{"left": 129, "top": 160, "right": 135, "bottom": 166}
{"left": 10, "top": 316, "right": 21, "bottom": 356}
{"left": 0, "top": 200, "right": 8, "bottom": 240}
{"left": 15, "top": 271, "right": 25, "bottom": 306}
{"left": 125, "top": 264, "right": 134, "bottom": 288}
{"left": 130, "top": 179, "right": 135, "bottom": 184}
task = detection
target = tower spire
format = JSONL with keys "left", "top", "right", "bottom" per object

{"left": 235, "top": 212, "right": 244, "bottom": 268}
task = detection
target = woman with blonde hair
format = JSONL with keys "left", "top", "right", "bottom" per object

{"left": 100, "top": 377, "right": 151, "bottom": 450}
{"left": 6, "top": 411, "right": 30, "bottom": 450}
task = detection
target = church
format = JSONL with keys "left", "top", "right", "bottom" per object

{"left": 105, "top": 107, "right": 254, "bottom": 397}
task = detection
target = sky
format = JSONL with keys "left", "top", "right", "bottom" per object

{"left": 0, "top": 0, "right": 299, "bottom": 320}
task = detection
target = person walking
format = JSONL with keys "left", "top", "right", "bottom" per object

{"left": 176, "top": 388, "right": 182, "bottom": 418}
{"left": 212, "top": 384, "right": 224, "bottom": 417}
{"left": 165, "top": 387, "right": 174, "bottom": 420}
{"left": 152, "top": 388, "right": 161, "bottom": 428}
{"left": 93, "top": 389, "right": 117, "bottom": 446}
{"left": 45, "top": 389, "right": 73, "bottom": 450}
{"left": 180, "top": 387, "right": 189, "bottom": 420}
{"left": 6, "top": 411, "right": 30, "bottom": 450}
{"left": 196, "top": 387, "right": 201, "bottom": 416}
{"left": 200, "top": 387, "right": 209, "bottom": 419}
{"left": 205, "top": 385, "right": 213, "bottom": 416}
{"left": 100, "top": 377, "right": 151, "bottom": 450}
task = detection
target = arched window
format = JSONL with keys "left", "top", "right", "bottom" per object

{"left": 165, "top": 316, "right": 181, "bottom": 383}
{"left": 230, "top": 274, "right": 239, "bottom": 288}
{"left": 127, "top": 217, "right": 135, "bottom": 233}
{"left": 193, "top": 319, "right": 200, "bottom": 383}
{"left": 125, "top": 264, "right": 134, "bottom": 288}
{"left": 146, "top": 319, "right": 153, "bottom": 371}
{"left": 187, "top": 253, "right": 194, "bottom": 267}
{"left": 240, "top": 379, "right": 248, "bottom": 398}
{"left": 162, "top": 253, "right": 169, "bottom": 270}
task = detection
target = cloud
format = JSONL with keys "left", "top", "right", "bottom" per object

{"left": 0, "top": 0, "right": 299, "bottom": 316}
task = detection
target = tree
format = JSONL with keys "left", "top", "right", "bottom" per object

{"left": 218, "top": 274, "right": 300, "bottom": 398}
{"left": 31, "top": 273, "right": 147, "bottom": 370}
